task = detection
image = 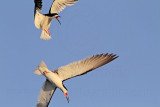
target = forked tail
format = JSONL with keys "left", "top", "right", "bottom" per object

{"left": 40, "top": 30, "right": 52, "bottom": 40}
{"left": 33, "top": 61, "right": 48, "bottom": 75}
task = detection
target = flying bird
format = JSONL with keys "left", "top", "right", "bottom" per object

{"left": 34, "top": 0, "right": 78, "bottom": 40}
{"left": 34, "top": 53, "right": 118, "bottom": 107}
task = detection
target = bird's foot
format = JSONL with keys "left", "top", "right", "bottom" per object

{"left": 44, "top": 29, "right": 50, "bottom": 36}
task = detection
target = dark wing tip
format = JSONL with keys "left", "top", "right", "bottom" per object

{"left": 37, "top": 103, "right": 43, "bottom": 107}
{"left": 99, "top": 53, "right": 119, "bottom": 63}
{"left": 109, "top": 54, "right": 119, "bottom": 62}
{"left": 34, "top": 0, "right": 42, "bottom": 10}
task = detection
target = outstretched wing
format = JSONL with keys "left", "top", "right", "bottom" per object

{"left": 49, "top": 0, "right": 78, "bottom": 14}
{"left": 34, "top": 0, "right": 45, "bottom": 29}
{"left": 37, "top": 80, "right": 57, "bottom": 107}
{"left": 53, "top": 53, "right": 119, "bottom": 81}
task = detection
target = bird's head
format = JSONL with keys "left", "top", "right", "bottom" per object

{"left": 61, "top": 86, "right": 70, "bottom": 103}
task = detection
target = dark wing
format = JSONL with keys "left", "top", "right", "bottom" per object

{"left": 37, "top": 80, "right": 57, "bottom": 107}
{"left": 53, "top": 53, "right": 119, "bottom": 81}
{"left": 49, "top": 0, "right": 78, "bottom": 14}
{"left": 34, "top": 0, "right": 42, "bottom": 10}
{"left": 34, "top": 0, "right": 45, "bottom": 29}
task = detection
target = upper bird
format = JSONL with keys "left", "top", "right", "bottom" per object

{"left": 34, "top": 53, "right": 118, "bottom": 107}
{"left": 34, "top": 0, "right": 78, "bottom": 40}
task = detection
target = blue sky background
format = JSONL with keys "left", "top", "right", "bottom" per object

{"left": 0, "top": 0, "right": 160, "bottom": 107}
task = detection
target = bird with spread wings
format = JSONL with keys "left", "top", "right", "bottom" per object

{"left": 34, "top": 53, "right": 119, "bottom": 107}
{"left": 34, "top": 0, "right": 78, "bottom": 40}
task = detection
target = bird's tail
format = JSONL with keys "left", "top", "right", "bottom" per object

{"left": 33, "top": 61, "right": 48, "bottom": 75}
{"left": 40, "top": 29, "right": 52, "bottom": 40}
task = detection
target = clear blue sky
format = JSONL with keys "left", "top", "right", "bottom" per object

{"left": 0, "top": 0, "right": 160, "bottom": 107}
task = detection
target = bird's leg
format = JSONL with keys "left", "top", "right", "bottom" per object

{"left": 44, "top": 29, "right": 50, "bottom": 36}
{"left": 47, "top": 29, "right": 50, "bottom": 36}
{"left": 65, "top": 92, "right": 70, "bottom": 103}
{"left": 42, "top": 71, "right": 50, "bottom": 75}
{"left": 56, "top": 16, "right": 61, "bottom": 25}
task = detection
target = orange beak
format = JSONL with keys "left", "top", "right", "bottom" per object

{"left": 65, "top": 92, "right": 69, "bottom": 103}
{"left": 56, "top": 16, "right": 61, "bottom": 25}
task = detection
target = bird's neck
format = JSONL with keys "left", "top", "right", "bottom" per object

{"left": 61, "top": 87, "right": 67, "bottom": 94}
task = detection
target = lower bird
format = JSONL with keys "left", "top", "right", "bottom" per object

{"left": 34, "top": 53, "right": 118, "bottom": 107}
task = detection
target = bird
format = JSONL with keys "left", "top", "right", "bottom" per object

{"left": 34, "top": 0, "right": 78, "bottom": 40}
{"left": 34, "top": 53, "right": 119, "bottom": 107}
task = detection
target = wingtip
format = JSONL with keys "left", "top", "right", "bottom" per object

{"left": 112, "top": 55, "right": 119, "bottom": 61}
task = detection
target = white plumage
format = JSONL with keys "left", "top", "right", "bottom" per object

{"left": 34, "top": 0, "right": 78, "bottom": 40}
{"left": 34, "top": 53, "right": 118, "bottom": 107}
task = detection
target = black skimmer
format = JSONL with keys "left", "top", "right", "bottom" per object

{"left": 34, "top": 0, "right": 78, "bottom": 40}
{"left": 34, "top": 53, "right": 118, "bottom": 106}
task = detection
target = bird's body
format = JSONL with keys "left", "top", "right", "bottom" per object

{"left": 34, "top": 11, "right": 53, "bottom": 40}
{"left": 34, "top": 53, "right": 118, "bottom": 107}
{"left": 44, "top": 70, "right": 67, "bottom": 93}
{"left": 34, "top": 11, "right": 51, "bottom": 30}
{"left": 34, "top": 0, "right": 78, "bottom": 40}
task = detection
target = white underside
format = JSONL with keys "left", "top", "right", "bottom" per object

{"left": 34, "top": 10, "right": 52, "bottom": 40}
{"left": 34, "top": 11, "right": 44, "bottom": 29}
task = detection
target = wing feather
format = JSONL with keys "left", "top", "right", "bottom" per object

{"left": 34, "top": 10, "right": 45, "bottom": 29}
{"left": 53, "top": 53, "right": 118, "bottom": 81}
{"left": 49, "top": 0, "right": 78, "bottom": 13}
{"left": 34, "top": 0, "right": 42, "bottom": 10}
{"left": 34, "top": 0, "right": 45, "bottom": 29}
{"left": 37, "top": 80, "right": 57, "bottom": 107}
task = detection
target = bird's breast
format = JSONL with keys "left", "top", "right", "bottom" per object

{"left": 45, "top": 72, "right": 62, "bottom": 88}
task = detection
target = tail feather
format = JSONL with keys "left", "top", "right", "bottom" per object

{"left": 39, "top": 61, "right": 48, "bottom": 68}
{"left": 34, "top": 61, "right": 48, "bottom": 75}
{"left": 40, "top": 30, "right": 52, "bottom": 40}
